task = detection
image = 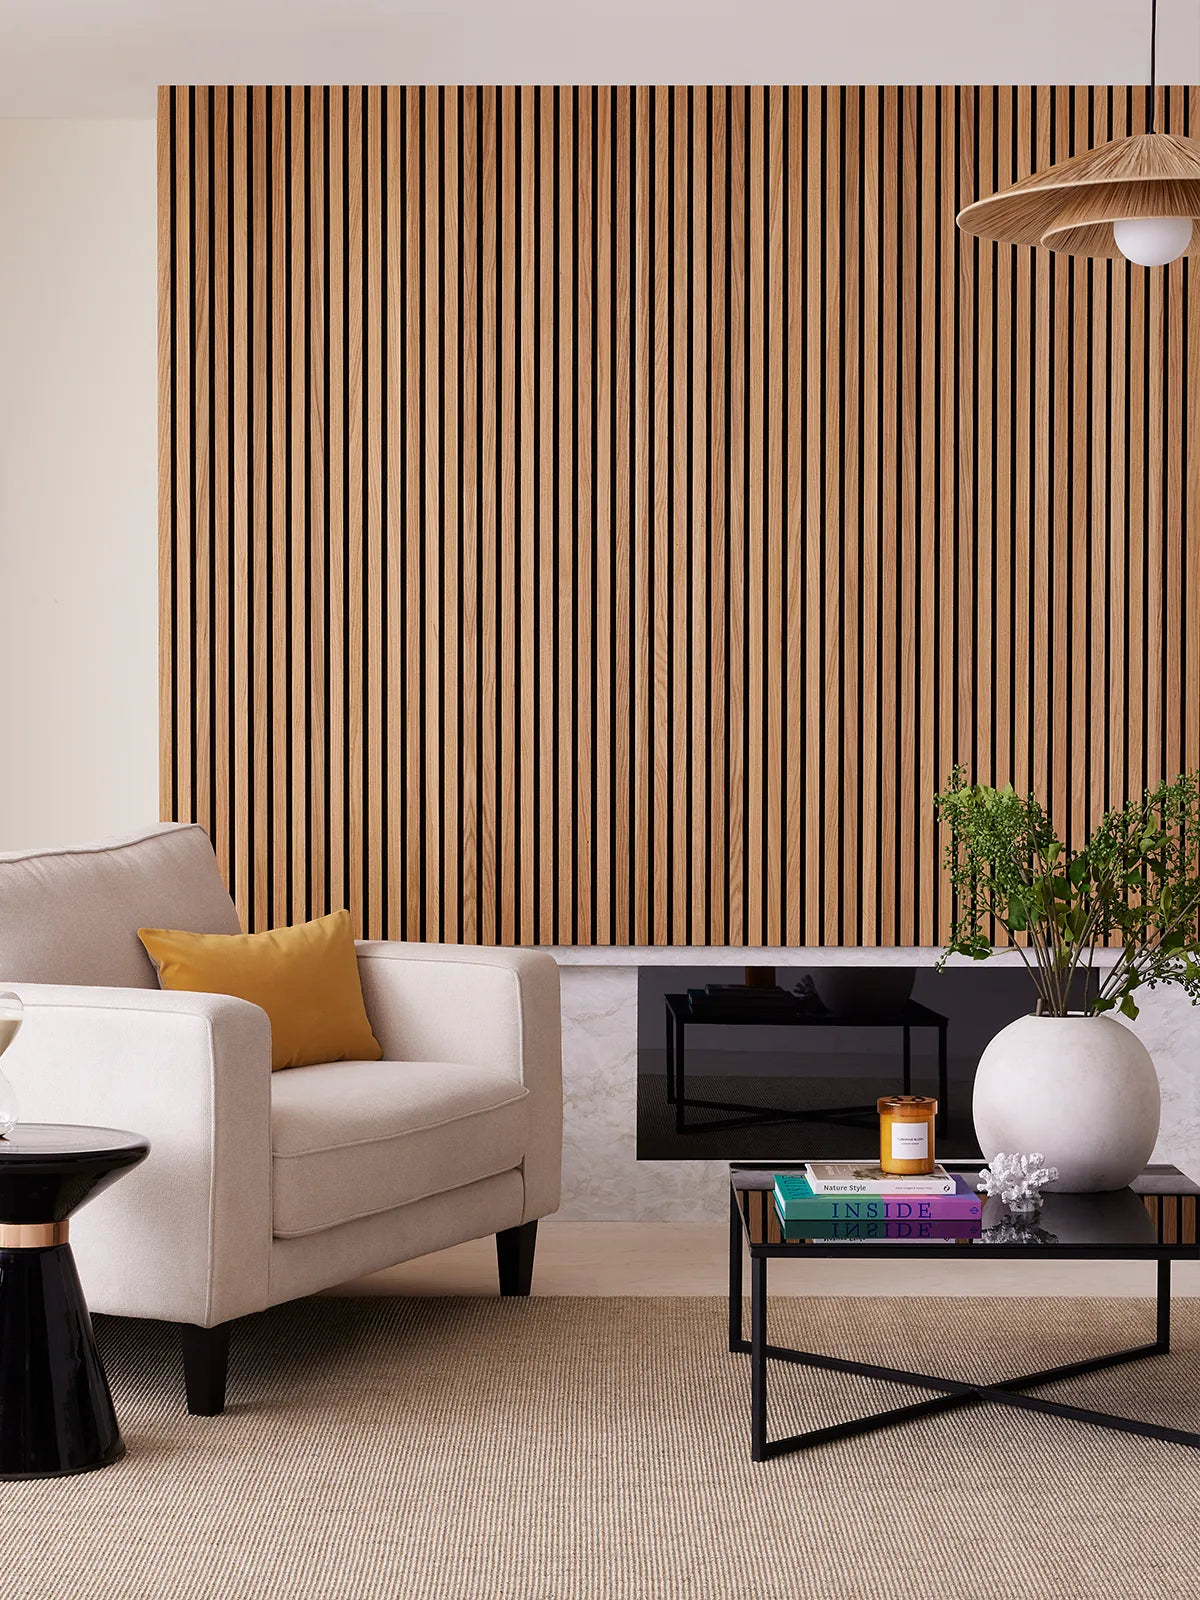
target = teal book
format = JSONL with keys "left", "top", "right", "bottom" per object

{"left": 772, "top": 1171, "right": 982, "bottom": 1221}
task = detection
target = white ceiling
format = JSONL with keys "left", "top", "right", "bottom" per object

{"left": 0, "top": 0, "right": 1196, "bottom": 118}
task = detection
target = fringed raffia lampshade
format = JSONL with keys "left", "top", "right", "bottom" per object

{"left": 956, "top": 130, "right": 1200, "bottom": 260}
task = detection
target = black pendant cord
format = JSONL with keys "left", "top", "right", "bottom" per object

{"left": 1150, "top": 0, "right": 1158, "bottom": 133}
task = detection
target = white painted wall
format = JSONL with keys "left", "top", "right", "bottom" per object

{"left": 0, "top": 119, "right": 158, "bottom": 849}
{"left": 0, "top": 2, "right": 1198, "bottom": 116}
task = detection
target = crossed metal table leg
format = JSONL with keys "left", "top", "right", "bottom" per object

{"left": 728, "top": 1193, "right": 1197, "bottom": 1461}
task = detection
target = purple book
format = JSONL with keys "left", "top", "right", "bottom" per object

{"left": 773, "top": 1171, "right": 983, "bottom": 1222}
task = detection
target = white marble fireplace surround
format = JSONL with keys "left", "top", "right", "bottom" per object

{"left": 540, "top": 945, "right": 1200, "bottom": 1222}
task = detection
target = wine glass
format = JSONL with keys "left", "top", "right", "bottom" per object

{"left": 0, "top": 991, "right": 22, "bottom": 1138}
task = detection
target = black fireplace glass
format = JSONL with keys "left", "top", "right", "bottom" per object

{"left": 635, "top": 964, "right": 1088, "bottom": 1163}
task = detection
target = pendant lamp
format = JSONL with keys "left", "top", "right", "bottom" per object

{"left": 957, "top": 0, "right": 1200, "bottom": 266}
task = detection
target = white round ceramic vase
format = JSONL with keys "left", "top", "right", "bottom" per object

{"left": 972, "top": 1013, "right": 1161, "bottom": 1193}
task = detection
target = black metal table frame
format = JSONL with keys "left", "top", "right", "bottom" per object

{"left": 666, "top": 994, "right": 949, "bottom": 1136}
{"left": 728, "top": 1187, "right": 1197, "bottom": 1461}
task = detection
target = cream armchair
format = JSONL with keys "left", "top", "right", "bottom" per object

{"left": 0, "top": 825, "right": 562, "bottom": 1414}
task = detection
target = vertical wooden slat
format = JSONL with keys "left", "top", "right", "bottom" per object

{"left": 839, "top": 87, "right": 861, "bottom": 945}
{"left": 1107, "top": 89, "right": 1129, "bottom": 817}
{"left": 652, "top": 84, "right": 671, "bottom": 945}
{"left": 763, "top": 87, "right": 784, "bottom": 946}
{"left": 157, "top": 88, "right": 175, "bottom": 826}
{"left": 384, "top": 86, "right": 404, "bottom": 936}
{"left": 1088, "top": 92, "right": 1109, "bottom": 824}
{"left": 365, "top": 87, "right": 385, "bottom": 937}
{"left": 1056, "top": 89, "right": 1075, "bottom": 844}
{"left": 680, "top": 88, "right": 703, "bottom": 943}
{"left": 1163, "top": 94, "right": 1184, "bottom": 782}
{"left": 915, "top": 84, "right": 937, "bottom": 945}
{"left": 592, "top": 87, "right": 613, "bottom": 946}
{"left": 306, "top": 88, "right": 328, "bottom": 919}
{"left": 290, "top": 87, "right": 309, "bottom": 927}
{"left": 172, "top": 91, "right": 193, "bottom": 833}
{"left": 744, "top": 86, "right": 765, "bottom": 946}
{"left": 324, "top": 88, "right": 346, "bottom": 921}
{"left": 546, "top": 86, "right": 566, "bottom": 945}
{"left": 424, "top": 86, "right": 443, "bottom": 939}
{"left": 858, "top": 87, "right": 881, "bottom": 944}
{"left": 825, "top": 87, "right": 845, "bottom": 944}
{"left": 229, "top": 88, "right": 250, "bottom": 915}
{"left": 1068, "top": 92, "right": 1090, "bottom": 854}
{"left": 441, "top": 88, "right": 460, "bottom": 942}
{"left": 725, "top": 87, "right": 746, "bottom": 945}
{"left": 974, "top": 87, "right": 995, "bottom": 810}
{"left": 209, "top": 90, "right": 233, "bottom": 899}
{"left": 935, "top": 84, "right": 957, "bottom": 937}
{"left": 269, "top": 87, "right": 288, "bottom": 927}
{"left": 708, "top": 88, "right": 727, "bottom": 945}
{"left": 574, "top": 87, "right": 595, "bottom": 944}
{"left": 459, "top": 86, "right": 479, "bottom": 941}
{"left": 516, "top": 85, "right": 536, "bottom": 946}
{"left": 476, "top": 87, "right": 497, "bottom": 942}
{"left": 611, "top": 86, "right": 632, "bottom": 944}
{"left": 249, "top": 88, "right": 270, "bottom": 929}
{"left": 878, "top": 88, "right": 899, "bottom": 943}
{"left": 404, "top": 87, "right": 424, "bottom": 935}
{"left": 497, "top": 85, "right": 518, "bottom": 943}
{"left": 690, "top": 86, "right": 710, "bottom": 943}
{"left": 345, "top": 87, "right": 365, "bottom": 934}
{"left": 992, "top": 87, "right": 1014, "bottom": 831}
{"left": 633, "top": 85, "right": 652, "bottom": 944}
{"left": 192, "top": 93, "right": 212, "bottom": 859}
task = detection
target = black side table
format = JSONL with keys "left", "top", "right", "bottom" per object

{"left": 0, "top": 1123, "right": 149, "bottom": 1479}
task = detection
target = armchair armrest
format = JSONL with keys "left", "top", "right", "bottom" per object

{"left": 2, "top": 983, "right": 272, "bottom": 1327}
{"left": 355, "top": 943, "right": 562, "bottom": 1222}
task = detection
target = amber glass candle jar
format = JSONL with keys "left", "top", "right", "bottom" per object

{"left": 877, "top": 1095, "right": 937, "bottom": 1175}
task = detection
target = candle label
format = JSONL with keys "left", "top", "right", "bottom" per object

{"left": 890, "top": 1121, "right": 929, "bottom": 1160}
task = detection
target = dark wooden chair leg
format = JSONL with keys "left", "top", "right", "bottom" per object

{"left": 496, "top": 1221, "right": 539, "bottom": 1296}
{"left": 180, "top": 1322, "right": 232, "bottom": 1416}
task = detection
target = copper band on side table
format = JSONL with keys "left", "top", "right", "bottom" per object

{"left": 0, "top": 1220, "right": 69, "bottom": 1249}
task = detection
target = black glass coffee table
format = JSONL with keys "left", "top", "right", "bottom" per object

{"left": 729, "top": 1161, "right": 1200, "bottom": 1461}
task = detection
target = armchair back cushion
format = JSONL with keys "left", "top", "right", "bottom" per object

{"left": 0, "top": 824, "right": 240, "bottom": 987}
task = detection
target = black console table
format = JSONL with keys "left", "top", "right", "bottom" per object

{"left": 665, "top": 990, "right": 949, "bottom": 1135}
{"left": 0, "top": 1123, "right": 149, "bottom": 1478}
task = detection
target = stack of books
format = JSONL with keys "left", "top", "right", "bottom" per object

{"left": 773, "top": 1161, "right": 984, "bottom": 1242}
{"left": 685, "top": 985, "right": 800, "bottom": 1019}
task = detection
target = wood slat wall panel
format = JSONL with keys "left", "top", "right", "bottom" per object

{"left": 159, "top": 84, "right": 1200, "bottom": 945}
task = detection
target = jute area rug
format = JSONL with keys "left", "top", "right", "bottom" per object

{"left": 4, "top": 1296, "right": 1200, "bottom": 1600}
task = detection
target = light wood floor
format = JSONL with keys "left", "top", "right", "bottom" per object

{"left": 331, "top": 1220, "right": 1200, "bottom": 1297}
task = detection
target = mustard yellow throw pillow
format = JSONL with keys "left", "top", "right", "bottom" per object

{"left": 138, "top": 910, "right": 382, "bottom": 1071}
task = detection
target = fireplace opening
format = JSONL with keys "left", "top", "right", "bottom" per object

{"left": 635, "top": 963, "right": 1088, "bottom": 1163}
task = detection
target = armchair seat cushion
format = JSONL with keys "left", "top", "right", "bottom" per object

{"left": 269, "top": 1060, "right": 530, "bottom": 1238}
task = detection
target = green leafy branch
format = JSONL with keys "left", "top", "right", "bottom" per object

{"left": 934, "top": 767, "right": 1200, "bottom": 1019}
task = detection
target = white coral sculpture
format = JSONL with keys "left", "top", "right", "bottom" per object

{"left": 976, "top": 1152, "right": 1059, "bottom": 1210}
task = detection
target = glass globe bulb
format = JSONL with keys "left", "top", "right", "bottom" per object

{"left": 1113, "top": 215, "right": 1193, "bottom": 268}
